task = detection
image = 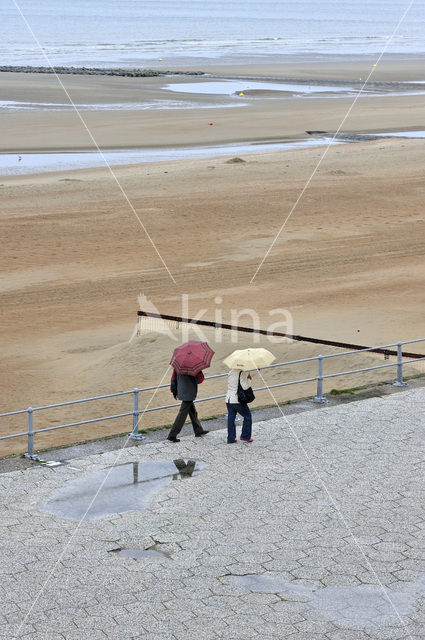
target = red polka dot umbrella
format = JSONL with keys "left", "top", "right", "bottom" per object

{"left": 170, "top": 341, "right": 215, "bottom": 375}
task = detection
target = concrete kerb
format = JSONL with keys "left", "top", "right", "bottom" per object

{"left": 1, "top": 374, "right": 425, "bottom": 474}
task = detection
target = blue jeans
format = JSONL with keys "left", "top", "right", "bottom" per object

{"left": 226, "top": 402, "right": 252, "bottom": 442}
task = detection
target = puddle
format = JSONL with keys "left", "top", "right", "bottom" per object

{"left": 108, "top": 547, "right": 169, "bottom": 559}
{"left": 231, "top": 574, "right": 423, "bottom": 628}
{"left": 42, "top": 459, "right": 205, "bottom": 521}
{"left": 34, "top": 459, "right": 64, "bottom": 468}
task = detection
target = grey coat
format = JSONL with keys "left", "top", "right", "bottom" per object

{"left": 170, "top": 371, "right": 203, "bottom": 401}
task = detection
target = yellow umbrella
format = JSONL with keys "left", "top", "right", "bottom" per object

{"left": 223, "top": 348, "right": 276, "bottom": 371}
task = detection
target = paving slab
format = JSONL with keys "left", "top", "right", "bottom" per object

{"left": 1, "top": 388, "right": 424, "bottom": 639}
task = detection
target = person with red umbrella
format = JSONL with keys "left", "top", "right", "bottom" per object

{"left": 167, "top": 341, "right": 214, "bottom": 442}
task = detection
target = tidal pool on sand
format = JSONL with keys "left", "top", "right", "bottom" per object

{"left": 164, "top": 80, "right": 361, "bottom": 96}
{"left": 164, "top": 80, "right": 425, "bottom": 99}
{"left": 42, "top": 459, "right": 205, "bottom": 521}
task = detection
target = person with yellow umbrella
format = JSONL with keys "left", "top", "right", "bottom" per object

{"left": 223, "top": 348, "right": 275, "bottom": 444}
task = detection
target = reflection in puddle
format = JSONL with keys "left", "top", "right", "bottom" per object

{"left": 42, "top": 459, "right": 205, "bottom": 521}
{"left": 108, "top": 547, "right": 169, "bottom": 559}
{"left": 231, "top": 574, "right": 423, "bottom": 627}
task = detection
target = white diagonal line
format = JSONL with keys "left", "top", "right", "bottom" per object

{"left": 250, "top": 0, "right": 415, "bottom": 283}
{"left": 251, "top": 362, "right": 413, "bottom": 638}
{"left": 11, "top": 0, "right": 176, "bottom": 284}
{"left": 14, "top": 364, "right": 172, "bottom": 638}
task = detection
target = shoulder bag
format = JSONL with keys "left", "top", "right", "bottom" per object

{"left": 237, "top": 372, "right": 255, "bottom": 404}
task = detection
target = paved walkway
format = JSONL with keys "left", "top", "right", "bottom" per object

{"left": 1, "top": 388, "right": 424, "bottom": 639}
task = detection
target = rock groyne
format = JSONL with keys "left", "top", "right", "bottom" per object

{"left": 0, "top": 65, "right": 205, "bottom": 77}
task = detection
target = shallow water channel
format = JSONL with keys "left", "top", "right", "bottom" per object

{"left": 42, "top": 459, "right": 205, "bottom": 521}
{"left": 0, "top": 138, "right": 340, "bottom": 176}
{"left": 2, "top": 131, "right": 424, "bottom": 177}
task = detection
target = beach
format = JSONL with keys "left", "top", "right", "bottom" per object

{"left": 1, "top": 56, "right": 425, "bottom": 453}
{"left": 1, "top": 16, "right": 425, "bottom": 456}
{"left": 1, "top": 59, "right": 425, "bottom": 153}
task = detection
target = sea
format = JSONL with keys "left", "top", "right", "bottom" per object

{"left": 1, "top": 0, "right": 424, "bottom": 68}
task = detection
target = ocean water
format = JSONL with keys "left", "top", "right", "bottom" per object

{"left": 1, "top": 1, "right": 424, "bottom": 68}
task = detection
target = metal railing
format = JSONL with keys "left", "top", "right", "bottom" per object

{"left": 0, "top": 338, "right": 424, "bottom": 460}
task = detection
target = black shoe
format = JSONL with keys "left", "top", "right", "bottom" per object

{"left": 195, "top": 430, "right": 209, "bottom": 437}
{"left": 167, "top": 436, "right": 180, "bottom": 442}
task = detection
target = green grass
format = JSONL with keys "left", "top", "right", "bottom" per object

{"left": 329, "top": 387, "right": 360, "bottom": 396}
{"left": 147, "top": 424, "right": 172, "bottom": 432}
{"left": 329, "top": 371, "right": 425, "bottom": 396}
{"left": 405, "top": 372, "right": 425, "bottom": 381}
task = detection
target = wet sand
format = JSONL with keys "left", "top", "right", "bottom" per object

{"left": 1, "top": 59, "right": 425, "bottom": 453}
{"left": 1, "top": 59, "right": 425, "bottom": 152}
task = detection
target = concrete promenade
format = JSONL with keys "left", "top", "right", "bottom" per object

{"left": 1, "top": 388, "right": 424, "bottom": 640}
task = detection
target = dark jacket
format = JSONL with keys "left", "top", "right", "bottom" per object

{"left": 170, "top": 370, "right": 204, "bottom": 402}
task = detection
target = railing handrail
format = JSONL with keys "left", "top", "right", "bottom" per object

{"left": 1, "top": 337, "right": 424, "bottom": 418}
{"left": 0, "top": 337, "right": 424, "bottom": 458}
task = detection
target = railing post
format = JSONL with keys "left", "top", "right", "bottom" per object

{"left": 25, "top": 407, "right": 35, "bottom": 458}
{"left": 313, "top": 356, "right": 328, "bottom": 403}
{"left": 393, "top": 342, "right": 407, "bottom": 387}
{"left": 129, "top": 388, "right": 146, "bottom": 441}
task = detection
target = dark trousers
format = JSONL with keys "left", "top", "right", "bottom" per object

{"left": 169, "top": 401, "right": 204, "bottom": 438}
{"left": 227, "top": 402, "right": 252, "bottom": 442}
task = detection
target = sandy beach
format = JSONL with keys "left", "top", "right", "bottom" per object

{"left": 1, "top": 59, "right": 425, "bottom": 453}
{"left": 1, "top": 59, "right": 425, "bottom": 152}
